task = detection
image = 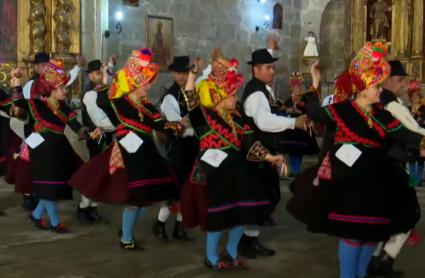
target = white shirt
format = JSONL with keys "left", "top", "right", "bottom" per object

{"left": 322, "top": 94, "right": 334, "bottom": 107}
{"left": 384, "top": 97, "right": 425, "bottom": 136}
{"left": 243, "top": 85, "right": 296, "bottom": 132}
{"left": 82, "top": 90, "right": 115, "bottom": 132}
{"left": 23, "top": 66, "right": 81, "bottom": 99}
{"left": 160, "top": 94, "right": 194, "bottom": 137}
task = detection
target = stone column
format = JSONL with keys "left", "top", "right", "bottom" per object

{"left": 412, "top": 0, "right": 424, "bottom": 58}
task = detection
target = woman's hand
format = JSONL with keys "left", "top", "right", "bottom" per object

{"left": 89, "top": 127, "right": 103, "bottom": 140}
{"left": 310, "top": 60, "right": 321, "bottom": 90}
{"left": 265, "top": 153, "right": 285, "bottom": 167}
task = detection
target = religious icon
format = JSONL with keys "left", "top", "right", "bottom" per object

{"left": 146, "top": 15, "right": 173, "bottom": 70}
{"left": 303, "top": 31, "right": 318, "bottom": 57}
{"left": 369, "top": 0, "right": 392, "bottom": 40}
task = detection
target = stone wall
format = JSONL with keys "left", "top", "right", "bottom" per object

{"left": 319, "top": 0, "right": 347, "bottom": 83}
{"left": 103, "top": 0, "right": 303, "bottom": 101}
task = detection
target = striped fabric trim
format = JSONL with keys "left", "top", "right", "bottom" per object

{"left": 128, "top": 177, "right": 174, "bottom": 188}
{"left": 328, "top": 212, "right": 391, "bottom": 225}
{"left": 208, "top": 200, "right": 271, "bottom": 213}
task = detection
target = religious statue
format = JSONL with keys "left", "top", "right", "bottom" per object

{"left": 369, "top": 0, "right": 392, "bottom": 40}
{"left": 303, "top": 31, "right": 318, "bottom": 57}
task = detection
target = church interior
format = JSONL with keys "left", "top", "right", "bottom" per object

{"left": 1, "top": 0, "right": 425, "bottom": 277}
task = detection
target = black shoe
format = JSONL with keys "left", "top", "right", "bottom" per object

{"left": 28, "top": 214, "right": 49, "bottom": 230}
{"left": 368, "top": 251, "right": 404, "bottom": 277}
{"left": 50, "top": 223, "right": 70, "bottom": 234}
{"left": 152, "top": 220, "right": 170, "bottom": 243}
{"left": 238, "top": 235, "right": 275, "bottom": 258}
{"left": 120, "top": 240, "right": 144, "bottom": 251}
{"left": 22, "top": 195, "right": 38, "bottom": 211}
{"left": 203, "top": 257, "right": 231, "bottom": 272}
{"left": 172, "top": 221, "right": 194, "bottom": 241}
{"left": 87, "top": 207, "right": 104, "bottom": 224}
{"left": 238, "top": 234, "right": 257, "bottom": 259}
{"left": 220, "top": 250, "right": 248, "bottom": 270}
{"left": 76, "top": 207, "right": 91, "bottom": 224}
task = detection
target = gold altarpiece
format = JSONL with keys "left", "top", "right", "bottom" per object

{"left": 0, "top": 0, "right": 80, "bottom": 89}
{"left": 347, "top": 0, "right": 425, "bottom": 81}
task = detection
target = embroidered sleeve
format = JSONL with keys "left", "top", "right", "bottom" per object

{"left": 182, "top": 89, "right": 199, "bottom": 112}
{"left": 246, "top": 140, "right": 270, "bottom": 162}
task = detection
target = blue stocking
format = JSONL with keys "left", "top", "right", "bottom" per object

{"left": 44, "top": 200, "right": 60, "bottom": 227}
{"left": 206, "top": 231, "right": 223, "bottom": 265}
{"left": 357, "top": 243, "right": 377, "bottom": 278}
{"left": 32, "top": 199, "right": 46, "bottom": 220}
{"left": 121, "top": 206, "right": 138, "bottom": 243}
{"left": 417, "top": 161, "right": 424, "bottom": 185}
{"left": 226, "top": 226, "right": 245, "bottom": 259}
{"left": 289, "top": 155, "right": 303, "bottom": 174}
{"left": 339, "top": 239, "right": 361, "bottom": 278}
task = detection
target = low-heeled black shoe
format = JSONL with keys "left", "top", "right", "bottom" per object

{"left": 203, "top": 257, "right": 231, "bottom": 272}
{"left": 120, "top": 240, "right": 144, "bottom": 251}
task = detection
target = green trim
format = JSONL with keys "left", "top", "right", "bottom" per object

{"left": 386, "top": 125, "right": 403, "bottom": 133}
{"left": 324, "top": 107, "right": 333, "bottom": 121}
{"left": 110, "top": 101, "right": 150, "bottom": 135}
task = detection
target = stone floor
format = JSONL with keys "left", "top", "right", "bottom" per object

{"left": 0, "top": 175, "right": 425, "bottom": 278}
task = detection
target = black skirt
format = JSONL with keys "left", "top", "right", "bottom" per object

{"left": 30, "top": 133, "right": 81, "bottom": 201}
{"left": 70, "top": 135, "right": 178, "bottom": 207}
{"left": 185, "top": 150, "right": 274, "bottom": 231}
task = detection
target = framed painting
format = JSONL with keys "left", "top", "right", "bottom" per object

{"left": 0, "top": 0, "right": 17, "bottom": 63}
{"left": 146, "top": 15, "right": 173, "bottom": 71}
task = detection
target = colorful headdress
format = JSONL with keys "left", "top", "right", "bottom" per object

{"left": 197, "top": 48, "right": 244, "bottom": 108}
{"left": 408, "top": 79, "right": 422, "bottom": 99}
{"left": 289, "top": 72, "right": 303, "bottom": 90}
{"left": 109, "top": 48, "right": 159, "bottom": 99}
{"left": 333, "top": 69, "right": 354, "bottom": 103}
{"left": 349, "top": 41, "right": 390, "bottom": 93}
{"left": 38, "top": 59, "right": 70, "bottom": 94}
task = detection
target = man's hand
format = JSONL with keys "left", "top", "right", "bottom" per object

{"left": 310, "top": 60, "right": 321, "bottom": 90}
{"left": 267, "top": 33, "right": 279, "bottom": 50}
{"left": 295, "top": 114, "right": 308, "bottom": 129}
{"left": 76, "top": 55, "right": 88, "bottom": 68}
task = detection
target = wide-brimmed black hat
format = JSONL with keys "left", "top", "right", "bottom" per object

{"left": 247, "top": 48, "right": 279, "bottom": 65}
{"left": 34, "top": 52, "right": 50, "bottom": 64}
{"left": 168, "top": 56, "right": 190, "bottom": 72}
{"left": 388, "top": 60, "right": 408, "bottom": 76}
{"left": 86, "top": 60, "right": 102, "bottom": 73}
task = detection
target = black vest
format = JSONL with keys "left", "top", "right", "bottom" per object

{"left": 161, "top": 82, "right": 189, "bottom": 117}
{"left": 380, "top": 88, "right": 398, "bottom": 106}
{"left": 241, "top": 77, "right": 279, "bottom": 153}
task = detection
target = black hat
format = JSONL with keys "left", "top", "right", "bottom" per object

{"left": 86, "top": 60, "right": 102, "bottom": 73}
{"left": 168, "top": 56, "right": 190, "bottom": 72}
{"left": 388, "top": 60, "right": 408, "bottom": 76}
{"left": 247, "top": 49, "right": 279, "bottom": 65}
{"left": 34, "top": 52, "right": 50, "bottom": 64}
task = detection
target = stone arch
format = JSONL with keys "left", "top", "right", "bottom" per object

{"left": 319, "top": 0, "right": 346, "bottom": 82}
{"left": 272, "top": 3, "right": 283, "bottom": 29}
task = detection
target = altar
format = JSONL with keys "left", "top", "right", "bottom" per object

{"left": 347, "top": 0, "right": 425, "bottom": 81}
